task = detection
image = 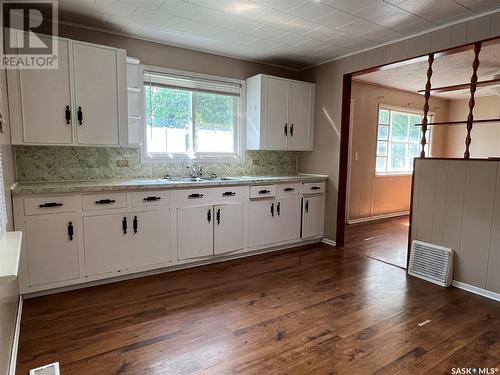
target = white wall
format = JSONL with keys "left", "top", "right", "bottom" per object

{"left": 299, "top": 11, "right": 500, "bottom": 241}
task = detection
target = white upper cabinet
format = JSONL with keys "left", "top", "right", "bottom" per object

{"left": 7, "top": 36, "right": 128, "bottom": 146}
{"left": 246, "top": 74, "right": 315, "bottom": 151}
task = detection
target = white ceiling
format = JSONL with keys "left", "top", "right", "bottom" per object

{"left": 57, "top": 0, "right": 500, "bottom": 70}
{"left": 355, "top": 41, "right": 500, "bottom": 99}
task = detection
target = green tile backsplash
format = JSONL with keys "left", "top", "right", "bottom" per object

{"left": 14, "top": 146, "right": 298, "bottom": 182}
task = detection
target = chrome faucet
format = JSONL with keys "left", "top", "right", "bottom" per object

{"left": 187, "top": 163, "right": 203, "bottom": 177}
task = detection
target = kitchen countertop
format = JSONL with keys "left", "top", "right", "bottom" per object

{"left": 11, "top": 174, "right": 328, "bottom": 195}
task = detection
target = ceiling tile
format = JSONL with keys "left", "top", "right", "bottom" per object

{"left": 118, "top": 0, "right": 164, "bottom": 10}
{"left": 106, "top": 15, "right": 145, "bottom": 33}
{"left": 320, "top": 0, "right": 377, "bottom": 12}
{"left": 454, "top": 0, "right": 500, "bottom": 13}
{"left": 249, "top": 24, "right": 287, "bottom": 39}
{"left": 304, "top": 26, "right": 344, "bottom": 41}
{"left": 253, "top": 0, "right": 305, "bottom": 13}
{"left": 315, "top": 9, "right": 359, "bottom": 28}
{"left": 288, "top": 1, "right": 335, "bottom": 21}
{"left": 187, "top": 0, "right": 268, "bottom": 19}
{"left": 256, "top": 8, "right": 297, "bottom": 27}
{"left": 394, "top": 0, "right": 473, "bottom": 24}
{"left": 294, "top": 38, "right": 330, "bottom": 50}
{"left": 279, "top": 17, "right": 321, "bottom": 34}
{"left": 273, "top": 31, "right": 311, "bottom": 46}
{"left": 131, "top": 7, "right": 171, "bottom": 26}
{"left": 359, "top": 26, "right": 404, "bottom": 42}
{"left": 94, "top": 0, "right": 136, "bottom": 18}
{"left": 327, "top": 33, "right": 370, "bottom": 47}
{"left": 337, "top": 19, "right": 382, "bottom": 35}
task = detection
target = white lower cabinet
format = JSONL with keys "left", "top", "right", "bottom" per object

{"left": 275, "top": 198, "right": 301, "bottom": 242}
{"left": 214, "top": 203, "right": 244, "bottom": 255}
{"left": 83, "top": 213, "right": 129, "bottom": 276}
{"left": 128, "top": 209, "right": 171, "bottom": 269}
{"left": 178, "top": 205, "right": 214, "bottom": 260}
{"left": 301, "top": 196, "right": 325, "bottom": 239}
{"left": 25, "top": 215, "right": 80, "bottom": 286}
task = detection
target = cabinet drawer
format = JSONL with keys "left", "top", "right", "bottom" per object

{"left": 249, "top": 185, "right": 276, "bottom": 199}
{"left": 276, "top": 183, "right": 300, "bottom": 197}
{"left": 82, "top": 192, "right": 127, "bottom": 211}
{"left": 213, "top": 186, "right": 248, "bottom": 201}
{"left": 301, "top": 182, "right": 325, "bottom": 195}
{"left": 131, "top": 190, "right": 170, "bottom": 207}
{"left": 24, "top": 195, "right": 80, "bottom": 216}
{"left": 174, "top": 188, "right": 218, "bottom": 206}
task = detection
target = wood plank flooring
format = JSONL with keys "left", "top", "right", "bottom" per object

{"left": 17, "top": 243, "right": 500, "bottom": 375}
{"left": 344, "top": 215, "right": 409, "bottom": 268}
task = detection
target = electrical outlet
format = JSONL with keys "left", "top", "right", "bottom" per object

{"left": 116, "top": 160, "right": 129, "bottom": 167}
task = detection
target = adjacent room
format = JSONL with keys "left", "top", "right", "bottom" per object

{"left": 0, "top": 1, "right": 500, "bottom": 374}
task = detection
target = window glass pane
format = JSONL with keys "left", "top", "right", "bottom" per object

{"left": 409, "top": 123, "right": 421, "bottom": 143}
{"left": 391, "top": 111, "right": 409, "bottom": 142}
{"left": 379, "top": 110, "right": 389, "bottom": 124}
{"left": 389, "top": 143, "right": 408, "bottom": 171}
{"left": 377, "top": 141, "right": 387, "bottom": 156}
{"left": 378, "top": 125, "right": 389, "bottom": 141}
{"left": 376, "top": 157, "right": 387, "bottom": 173}
{"left": 145, "top": 85, "right": 191, "bottom": 153}
{"left": 194, "top": 92, "right": 235, "bottom": 153}
{"left": 408, "top": 143, "right": 419, "bottom": 158}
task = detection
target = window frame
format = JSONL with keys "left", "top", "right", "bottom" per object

{"left": 375, "top": 104, "right": 433, "bottom": 176}
{"left": 140, "top": 65, "right": 245, "bottom": 163}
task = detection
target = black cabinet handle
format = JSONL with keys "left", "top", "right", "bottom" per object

{"left": 259, "top": 189, "right": 270, "bottom": 194}
{"left": 95, "top": 199, "right": 116, "bottom": 205}
{"left": 207, "top": 209, "right": 211, "bottom": 223}
{"left": 65, "top": 105, "right": 71, "bottom": 124}
{"left": 77, "top": 106, "right": 83, "bottom": 125}
{"left": 284, "top": 187, "right": 294, "bottom": 192}
{"left": 305, "top": 200, "right": 309, "bottom": 213}
{"left": 311, "top": 186, "right": 321, "bottom": 190}
{"left": 284, "top": 123, "right": 288, "bottom": 136}
{"left": 290, "top": 123, "right": 294, "bottom": 136}
{"left": 68, "top": 221, "right": 74, "bottom": 241}
{"left": 133, "top": 216, "right": 138, "bottom": 234}
{"left": 216, "top": 209, "right": 221, "bottom": 225}
{"left": 277, "top": 202, "right": 281, "bottom": 216}
{"left": 143, "top": 196, "right": 161, "bottom": 201}
{"left": 38, "top": 202, "right": 63, "bottom": 208}
{"left": 222, "top": 191, "right": 235, "bottom": 196}
{"left": 188, "top": 193, "right": 204, "bottom": 199}
{"left": 122, "top": 216, "right": 127, "bottom": 234}
{"left": 271, "top": 202, "right": 274, "bottom": 217}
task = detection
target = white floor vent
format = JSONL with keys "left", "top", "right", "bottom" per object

{"left": 29, "top": 362, "right": 60, "bottom": 375}
{"left": 408, "top": 240, "right": 454, "bottom": 287}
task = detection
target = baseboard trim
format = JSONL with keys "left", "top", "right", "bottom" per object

{"left": 452, "top": 280, "right": 500, "bottom": 302}
{"left": 348, "top": 211, "right": 409, "bottom": 224}
{"left": 321, "top": 238, "right": 337, "bottom": 247}
{"left": 9, "top": 295, "right": 22, "bottom": 375}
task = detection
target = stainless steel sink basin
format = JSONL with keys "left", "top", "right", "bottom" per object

{"left": 168, "top": 176, "right": 238, "bottom": 182}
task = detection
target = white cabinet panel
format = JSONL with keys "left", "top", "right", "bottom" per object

{"left": 265, "top": 77, "right": 289, "bottom": 150}
{"left": 248, "top": 200, "right": 275, "bottom": 248}
{"left": 177, "top": 205, "right": 214, "bottom": 259}
{"left": 11, "top": 38, "right": 73, "bottom": 144}
{"left": 83, "top": 213, "right": 129, "bottom": 276}
{"left": 214, "top": 203, "right": 244, "bottom": 255}
{"left": 288, "top": 81, "right": 313, "bottom": 150}
{"left": 25, "top": 215, "right": 80, "bottom": 286}
{"left": 128, "top": 209, "right": 171, "bottom": 269}
{"left": 73, "top": 42, "right": 120, "bottom": 145}
{"left": 275, "top": 198, "right": 301, "bottom": 242}
{"left": 301, "top": 196, "right": 325, "bottom": 239}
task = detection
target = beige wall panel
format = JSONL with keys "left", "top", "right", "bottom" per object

{"left": 457, "top": 162, "right": 497, "bottom": 287}
{"left": 487, "top": 163, "right": 500, "bottom": 293}
{"left": 414, "top": 159, "right": 437, "bottom": 243}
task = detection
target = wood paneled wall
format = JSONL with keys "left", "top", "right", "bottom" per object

{"left": 411, "top": 158, "right": 500, "bottom": 293}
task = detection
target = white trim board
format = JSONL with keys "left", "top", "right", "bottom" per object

{"left": 9, "top": 296, "right": 22, "bottom": 375}
{"left": 452, "top": 280, "right": 500, "bottom": 302}
{"left": 321, "top": 238, "right": 336, "bottom": 247}
{"left": 348, "top": 211, "right": 410, "bottom": 224}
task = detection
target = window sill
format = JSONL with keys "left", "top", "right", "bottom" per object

{"left": 142, "top": 153, "right": 243, "bottom": 164}
{"left": 375, "top": 172, "right": 413, "bottom": 177}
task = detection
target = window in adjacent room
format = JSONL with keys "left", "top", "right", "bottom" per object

{"left": 375, "top": 106, "right": 432, "bottom": 175}
{"left": 143, "top": 68, "right": 243, "bottom": 161}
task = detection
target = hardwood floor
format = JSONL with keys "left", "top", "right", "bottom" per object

{"left": 344, "top": 215, "right": 409, "bottom": 268}
{"left": 17, "top": 244, "right": 500, "bottom": 375}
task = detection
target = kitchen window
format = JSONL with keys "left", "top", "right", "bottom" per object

{"left": 376, "top": 106, "right": 432, "bottom": 175}
{"left": 143, "top": 68, "right": 244, "bottom": 161}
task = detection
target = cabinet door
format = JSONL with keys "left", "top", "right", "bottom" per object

{"left": 128, "top": 209, "right": 171, "bottom": 269}
{"left": 12, "top": 37, "right": 73, "bottom": 144}
{"left": 177, "top": 206, "right": 214, "bottom": 260}
{"left": 302, "top": 196, "right": 325, "bottom": 239}
{"left": 214, "top": 203, "right": 244, "bottom": 255}
{"left": 83, "top": 213, "right": 129, "bottom": 276}
{"left": 288, "top": 81, "right": 313, "bottom": 150}
{"left": 275, "top": 198, "right": 301, "bottom": 243}
{"left": 265, "top": 77, "right": 289, "bottom": 150}
{"left": 25, "top": 216, "right": 80, "bottom": 286}
{"left": 248, "top": 200, "right": 276, "bottom": 248}
{"left": 73, "top": 42, "right": 120, "bottom": 145}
